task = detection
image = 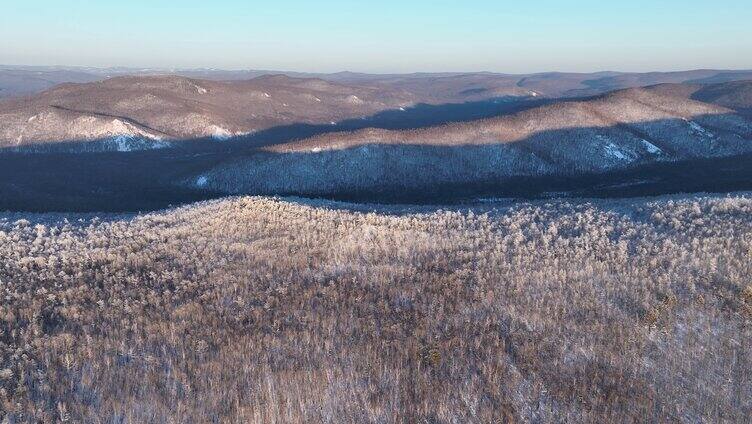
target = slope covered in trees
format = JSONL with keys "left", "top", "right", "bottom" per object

{"left": 1, "top": 194, "right": 750, "bottom": 422}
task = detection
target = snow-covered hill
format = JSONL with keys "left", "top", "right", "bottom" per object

{"left": 192, "top": 83, "right": 752, "bottom": 197}
{"left": 0, "top": 74, "right": 414, "bottom": 148}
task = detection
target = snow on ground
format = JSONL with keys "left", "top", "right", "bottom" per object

{"left": 106, "top": 135, "right": 171, "bottom": 152}
{"left": 209, "top": 125, "right": 233, "bottom": 141}
{"left": 597, "top": 136, "right": 634, "bottom": 162}
{"left": 346, "top": 95, "right": 364, "bottom": 105}
{"left": 208, "top": 126, "right": 256, "bottom": 140}
{"left": 640, "top": 139, "right": 662, "bottom": 154}
{"left": 685, "top": 119, "right": 715, "bottom": 138}
{"left": 109, "top": 119, "right": 164, "bottom": 142}
{"left": 192, "top": 83, "right": 208, "bottom": 94}
{"left": 399, "top": 107, "right": 406, "bottom": 111}
{"left": 27, "top": 115, "right": 37, "bottom": 122}
{"left": 604, "top": 143, "right": 631, "bottom": 161}
{"left": 314, "top": 97, "right": 321, "bottom": 102}
{"left": 110, "top": 119, "right": 132, "bottom": 135}
{"left": 263, "top": 92, "right": 271, "bottom": 98}
{"left": 234, "top": 129, "right": 255, "bottom": 137}
{"left": 112, "top": 135, "right": 134, "bottom": 151}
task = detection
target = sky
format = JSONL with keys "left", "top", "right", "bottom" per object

{"left": 1, "top": 0, "right": 751, "bottom": 73}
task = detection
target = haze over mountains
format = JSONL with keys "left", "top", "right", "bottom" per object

{"left": 3, "top": 65, "right": 752, "bottom": 99}
{"left": 0, "top": 66, "right": 101, "bottom": 98}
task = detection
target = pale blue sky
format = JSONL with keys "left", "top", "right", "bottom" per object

{"left": 1, "top": 0, "right": 751, "bottom": 73}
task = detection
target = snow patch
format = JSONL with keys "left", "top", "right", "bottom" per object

{"left": 27, "top": 115, "right": 37, "bottom": 122}
{"left": 604, "top": 143, "right": 630, "bottom": 161}
{"left": 106, "top": 135, "right": 170, "bottom": 152}
{"left": 528, "top": 91, "right": 539, "bottom": 97}
{"left": 235, "top": 129, "right": 255, "bottom": 137}
{"left": 112, "top": 135, "right": 134, "bottom": 151}
{"left": 597, "top": 136, "right": 634, "bottom": 162}
{"left": 314, "top": 97, "right": 321, "bottom": 102}
{"left": 640, "top": 139, "right": 662, "bottom": 154}
{"left": 399, "top": 107, "right": 406, "bottom": 111}
{"left": 208, "top": 125, "right": 255, "bottom": 140}
{"left": 311, "top": 147, "right": 322, "bottom": 153}
{"left": 111, "top": 119, "right": 130, "bottom": 134}
{"left": 346, "top": 95, "right": 364, "bottom": 104}
{"left": 686, "top": 120, "right": 714, "bottom": 138}
{"left": 191, "top": 83, "right": 207, "bottom": 94}
{"left": 109, "top": 119, "right": 164, "bottom": 142}
{"left": 209, "top": 125, "right": 234, "bottom": 140}
{"left": 263, "top": 92, "right": 271, "bottom": 98}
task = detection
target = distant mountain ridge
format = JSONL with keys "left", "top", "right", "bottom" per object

{"left": 3, "top": 65, "right": 752, "bottom": 100}
{"left": 2, "top": 68, "right": 752, "bottom": 148}
{"left": 0, "top": 67, "right": 101, "bottom": 98}
{"left": 272, "top": 81, "right": 752, "bottom": 152}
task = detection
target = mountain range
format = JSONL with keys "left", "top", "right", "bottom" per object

{"left": 190, "top": 81, "right": 752, "bottom": 198}
{"left": 0, "top": 68, "right": 751, "bottom": 211}
{"left": 0, "top": 74, "right": 414, "bottom": 147}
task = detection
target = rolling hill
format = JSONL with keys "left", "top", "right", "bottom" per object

{"left": 0, "top": 74, "right": 414, "bottom": 148}
{"left": 1, "top": 79, "right": 752, "bottom": 211}
{"left": 324, "top": 69, "right": 752, "bottom": 100}
{"left": 192, "top": 82, "right": 752, "bottom": 198}
{"left": 2, "top": 193, "right": 751, "bottom": 422}
{"left": 2, "top": 66, "right": 752, "bottom": 109}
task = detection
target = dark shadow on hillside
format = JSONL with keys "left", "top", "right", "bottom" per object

{"left": 690, "top": 82, "right": 752, "bottom": 119}
{"left": 298, "top": 154, "right": 752, "bottom": 205}
{"left": 686, "top": 71, "right": 752, "bottom": 84}
{"left": 232, "top": 95, "right": 554, "bottom": 148}
{"left": 2, "top": 96, "right": 553, "bottom": 154}
{"left": 0, "top": 113, "right": 750, "bottom": 212}
{"left": 0, "top": 150, "right": 227, "bottom": 212}
{"left": 196, "top": 112, "right": 752, "bottom": 200}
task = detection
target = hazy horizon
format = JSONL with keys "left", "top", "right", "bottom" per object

{"left": 2, "top": 0, "right": 751, "bottom": 74}
{"left": 3, "top": 62, "right": 752, "bottom": 76}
